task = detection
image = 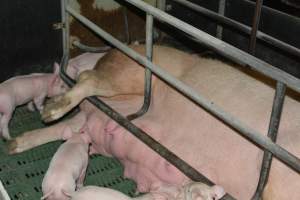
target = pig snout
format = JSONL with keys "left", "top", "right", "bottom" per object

{"left": 184, "top": 182, "right": 226, "bottom": 200}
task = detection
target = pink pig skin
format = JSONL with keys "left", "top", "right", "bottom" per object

{"left": 41, "top": 133, "right": 89, "bottom": 200}
{"left": 69, "top": 186, "right": 155, "bottom": 200}
{"left": 0, "top": 65, "right": 65, "bottom": 140}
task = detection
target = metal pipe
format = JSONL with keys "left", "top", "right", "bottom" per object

{"left": 66, "top": 6, "right": 300, "bottom": 173}
{"left": 122, "top": 6, "right": 131, "bottom": 44}
{"left": 61, "top": 0, "right": 69, "bottom": 55}
{"left": 127, "top": 14, "right": 154, "bottom": 120}
{"left": 121, "top": 0, "right": 300, "bottom": 94}
{"left": 72, "top": 40, "right": 111, "bottom": 53}
{"left": 252, "top": 81, "right": 286, "bottom": 200}
{"left": 249, "top": 0, "right": 264, "bottom": 54}
{"left": 171, "top": 0, "right": 300, "bottom": 58}
{"left": 216, "top": 0, "right": 226, "bottom": 39}
{"left": 58, "top": 53, "right": 236, "bottom": 200}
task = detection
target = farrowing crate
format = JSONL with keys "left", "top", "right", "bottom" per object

{"left": 0, "top": 106, "right": 137, "bottom": 200}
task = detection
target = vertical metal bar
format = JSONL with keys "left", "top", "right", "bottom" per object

{"left": 122, "top": 6, "right": 131, "bottom": 44}
{"left": 157, "top": 0, "right": 166, "bottom": 11}
{"left": 127, "top": 14, "right": 154, "bottom": 120}
{"left": 249, "top": 0, "right": 264, "bottom": 54}
{"left": 61, "top": 0, "right": 70, "bottom": 55}
{"left": 252, "top": 81, "right": 286, "bottom": 200}
{"left": 216, "top": 0, "right": 226, "bottom": 39}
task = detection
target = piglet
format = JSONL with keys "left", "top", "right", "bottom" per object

{"left": 41, "top": 133, "right": 89, "bottom": 200}
{"left": 0, "top": 64, "right": 66, "bottom": 140}
{"left": 183, "top": 182, "right": 225, "bottom": 200}
{"left": 68, "top": 186, "right": 155, "bottom": 200}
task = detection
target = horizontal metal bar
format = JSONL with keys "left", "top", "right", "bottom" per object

{"left": 66, "top": 6, "right": 300, "bottom": 173}
{"left": 72, "top": 40, "right": 111, "bottom": 53}
{"left": 124, "top": 0, "right": 300, "bottom": 94}
{"left": 58, "top": 53, "right": 235, "bottom": 200}
{"left": 171, "top": 0, "right": 300, "bottom": 58}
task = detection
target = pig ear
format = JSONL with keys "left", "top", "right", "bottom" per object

{"left": 211, "top": 185, "right": 226, "bottom": 200}
{"left": 53, "top": 62, "right": 60, "bottom": 75}
{"left": 61, "top": 126, "right": 73, "bottom": 140}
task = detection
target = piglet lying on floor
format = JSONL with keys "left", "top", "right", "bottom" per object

{"left": 0, "top": 64, "right": 66, "bottom": 140}
{"left": 41, "top": 133, "right": 89, "bottom": 200}
{"left": 67, "top": 183, "right": 224, "bottom": 200}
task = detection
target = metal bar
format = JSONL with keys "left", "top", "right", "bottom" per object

{"left": 249, "top": 0, "right": 264, "bottom": 54}
{"left": 216, "top": 0, "right": 226, "bottom": 39}
{"left": 121, "top": 0, "right": 300, "bottom": 94}
{"left": 127, "top": 14, "right": 154, "bottom": 120}
{"left": 157, "top": 0, "right": 166, "bottom": 11}
{"left": 252, "top": 81, "right": 286, "bottom": 200}
{"left": 171, "top": 0, "right": 300, "bottom": 58}
{"left": 58, "top": 53, "right": 236, "bottom": 200}
{"left": 66, "top": 6, "right": 300, "bottom": 173}
{"left": 122, "top": 6, "right": 131, "bottom": 44}
{"left": 61, "top": 0, "right": 69, "bottom": 55}
{"left": 72, "top": 40, "right": 111, "bottom": 53}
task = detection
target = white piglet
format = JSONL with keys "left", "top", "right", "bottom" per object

{"left": 0, "top": 64, "right": 66, "bottom": 140}
{"left": 41, "top": 133, "right": 89, "bottom": 200}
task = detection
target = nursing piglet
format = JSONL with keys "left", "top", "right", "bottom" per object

{"left": 68, "top": 186, "right": 155, "bottom": 200}
{"left": 41, "top": 133, "right": 89, "bottom": 200}
{"left": 0, "top": 65, "right": 66, "bottom": 140}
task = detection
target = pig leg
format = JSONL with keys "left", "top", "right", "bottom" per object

{"left": 27, "top": 101, "right": 36, "bottom": 111}
{"left": 42, "top": 70, "right": 105, "bottom": 122}
{"left": 0, "top": 113, "right": 12, "bottom": 140}
{"left": 76, "top": 165, "right": 87, "bottom": 189}
{"left": 8, "top": 111, "right": 87, "bottom": 154}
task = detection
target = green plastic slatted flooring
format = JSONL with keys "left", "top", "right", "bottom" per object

{"left": 0, "top": 106, "right": 137, "bottom": 200}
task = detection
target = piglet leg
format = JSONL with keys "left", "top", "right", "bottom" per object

{"left": 8, "top": 111, "right": 87, "bottom": 154}
{"left": 1, "top": 113, "right": 12, "bottom": 140}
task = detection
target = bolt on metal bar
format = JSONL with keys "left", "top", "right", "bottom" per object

{"left": 127, "top": 14, "right": 154, "bottom": 120}
{"left": 249, "top": 0, "right": 264, "bottom": 54}
{"left": 124, "top": 0, "right": 300, "bottom": 94}
{"left": 252, "top": 81, "right": 287, "bottom": 200}
{"left": 72, "top": 40, "right": 111, "bottom": 53}
{"left": 171, "top": 0, "right": 300, "bottom": 58}
{"left": 66, "top": 6, "right": 300, "bottom": 173}
{"left": 58, "top": 53, "right": 236, "bottom": 200}
{"left": 216, "top": 0, "right": 226, "bottom": 39}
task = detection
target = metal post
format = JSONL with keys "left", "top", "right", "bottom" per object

{"left": 171, "top": 0, "right": 300, "bottom": 58}
{"left": 61, "top": 0, "right": 70, "bottom": 56}
{"left": 66, "top": 6, "right": 300, "bottom": 173}
{"left": 216, "top": 0, "right": 226, "bottom": 39}
{"left": 122, "top": 6, "right": 131, "bottom": 44}
{"left": 249, "top": 0, "right": 264, "bottom": 54}
{"left": 252, "top": 81, "right": 286, "bottom": 200}
{"left": 127, "top": 14, "right": 154, "bottom": 120}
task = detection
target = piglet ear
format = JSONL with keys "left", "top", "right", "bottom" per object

{"left": 211, "top": 185, "right": 226, "bottom": 200}
{"left": 61, "top": 126, "right": 73, "bottom": 140}
{"left": 53, "top": 62, "right": 60, "bottom": 75}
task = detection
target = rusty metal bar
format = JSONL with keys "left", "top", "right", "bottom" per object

{"left": 72, "top": 40, "right": 111, "bottom": 53}
{"left": 216, "top": 0, "right": 226, "bottom": 39}
{"left": 252, "top": 81, "right": 286, "bottom": 200}
{"left": 66, "top": 6, "right": 300, "bottom": 174}
{"left": 127, "top": 14, "right": 154, "bottom": 120}
{"left": 61, "top": 0, "right": 69, "bottom": 56}
{"left": 249, "top": 0, "right": 264, "bottom": 54}
{"left": 122, "top": 6, "right": 131, "bottom": 44}
{"left": 170, "top": 0, "right": 300, "bottom": 58}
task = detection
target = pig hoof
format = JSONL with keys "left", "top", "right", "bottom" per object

{"left": 7, "top": 139, "right": 20, "bottom": 154}
{"left": 42, "top": 97, "right": 71, "bottom": 122}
